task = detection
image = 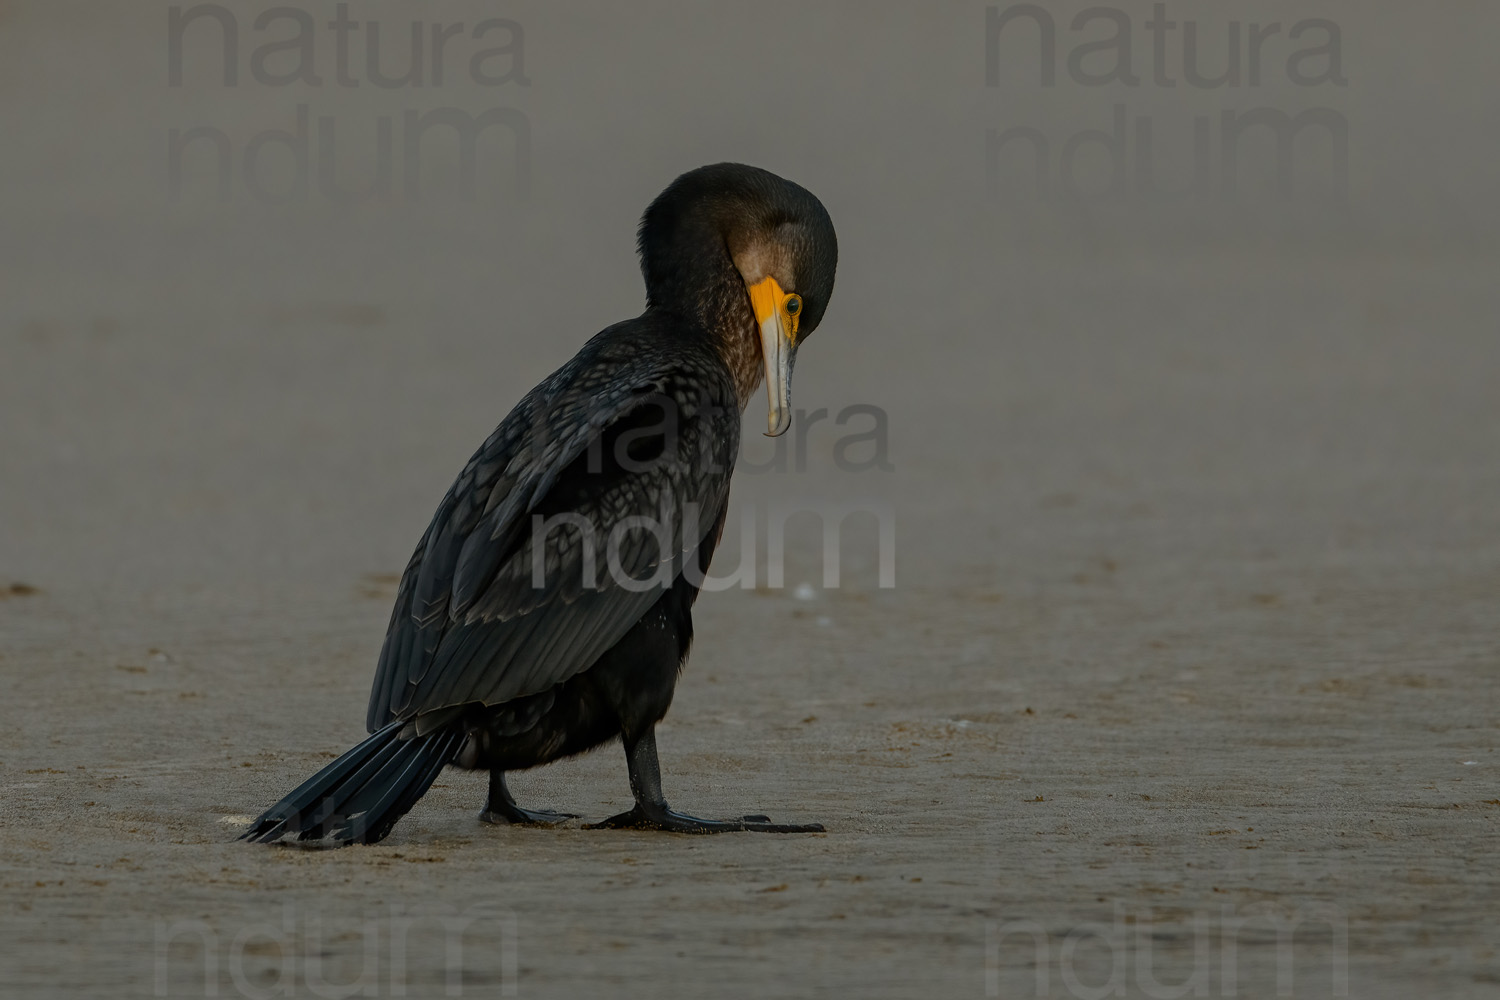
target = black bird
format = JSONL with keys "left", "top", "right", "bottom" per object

{"left": 243, "top": 163, "right": 837, "bottom": 845}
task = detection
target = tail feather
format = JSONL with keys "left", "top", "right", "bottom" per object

{"left": 241, "top": 722, "right": 463, "bottom": 846}
{"left": 295, "top": 733, "right": 411, "bottom": 837}
{"left": 328, "top": 728, "right": 465, "bottom": 844}
{"left": 240, "top": 725, "right": 399, "bottom": 843}
{"left": 386, "top": 731, "right": 463, "bottom": 825}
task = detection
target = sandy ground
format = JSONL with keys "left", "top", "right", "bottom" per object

{"left": 2, "top": 3, "right": 1498, "bottom": 997}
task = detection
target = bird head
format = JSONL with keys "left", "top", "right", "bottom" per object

{"left": 639, "top": 163, "right": 838, "bottom": 436}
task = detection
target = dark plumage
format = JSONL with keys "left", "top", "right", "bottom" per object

{"left": 243, "top": 163, "right": 837, "bottom": 845}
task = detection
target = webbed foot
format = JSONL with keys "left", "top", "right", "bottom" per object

{"left": 584, "top": 803, "right": 822, "bottom": 834}
{"left": 480, "top": 770, "right": 576, "bottom": 826}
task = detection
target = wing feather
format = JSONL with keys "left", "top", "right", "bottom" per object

{"left": 366, "top": 323, "right": 738, "bottom": 731}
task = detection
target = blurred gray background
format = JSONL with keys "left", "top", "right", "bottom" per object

{"left": 1, "top": 3, "right": 1497, "bottom": 997}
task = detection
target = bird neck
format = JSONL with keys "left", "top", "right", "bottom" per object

{"left": 646, "top": 254, "right": 763, "bottom": 410}
{"left": 705, "top": 283, "right": 765, "bottom": 410}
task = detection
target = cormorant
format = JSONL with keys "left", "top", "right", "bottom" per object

{"left": 243, "top": 163, "right": 837, "bottom": 845}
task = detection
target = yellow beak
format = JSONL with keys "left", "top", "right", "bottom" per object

{"left": 747, "top": 276, "right": 798, "bottom": 437}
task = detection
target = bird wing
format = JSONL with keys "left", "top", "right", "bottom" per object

{"left": 366, "top": 329, "right": 740, "bottom": 731}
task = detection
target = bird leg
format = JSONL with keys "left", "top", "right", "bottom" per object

{"left": 584, "top": 727, "right": 824, "bottom": 834}
{"left": 479, "top": 770, "right": 576, "bottom": 826}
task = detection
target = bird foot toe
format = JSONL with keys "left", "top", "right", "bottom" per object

{"left": 479, "top": 807, "right": 577, "bottom": 827}
{"left": 584, "top": 805, "right": 822, "bottom": 834}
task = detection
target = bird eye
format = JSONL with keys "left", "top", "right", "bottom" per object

{"left": 785, "top": 295, "right": 802, "bottom": 316}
